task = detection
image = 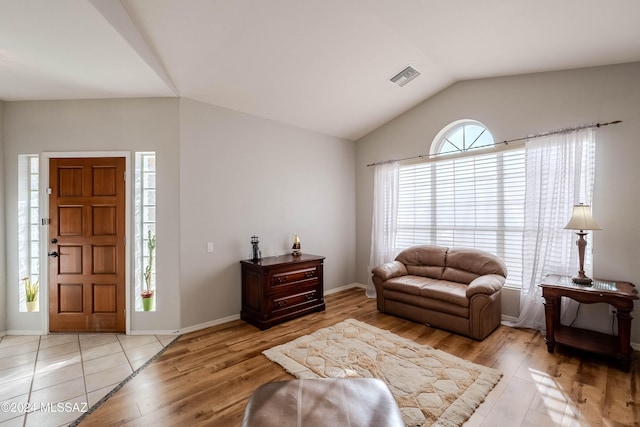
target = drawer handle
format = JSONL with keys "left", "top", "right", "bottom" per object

{"left": 305, "top": 271, "right": 315, "bottom": 278}
{"left": 275, "top": 275, "right": 288, "bottom": 284}
{"left": 305, "top": 292, "right": 315, "bottom": 301}
{"left": 275, "top": 299, "right": 288, "bottom": 307}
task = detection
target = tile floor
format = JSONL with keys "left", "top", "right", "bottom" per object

{"left": 0, "top": 334, "right": 177, "bottom": 427}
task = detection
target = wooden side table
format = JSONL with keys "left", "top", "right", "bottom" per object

{"left": 540, "top": 274, "right": 638, "bottom": 371}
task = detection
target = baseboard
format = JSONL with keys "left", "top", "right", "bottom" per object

{"left": 4, "top": 329, "right": 181, "bottom": 336}
{"left": 5, "top": 330, "right": 44, "bottom": 335}
{"left": 501, "top": 314, "right": 519, "bottom": 322}
{"left": 325, "top": 282, "right": 365, "bottom": 295}
{"left": 129, "top": 330, "right": 181, "bottom": 336}
{"left": 179, "top": 313, "right": 241, "bottom": 335}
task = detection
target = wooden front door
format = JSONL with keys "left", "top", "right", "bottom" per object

{"left": 48, "top": 157, "right": 126, "bottom": 332}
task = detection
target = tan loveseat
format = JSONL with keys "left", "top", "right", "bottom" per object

{"left": 372, "top": 245, "right": 507, "bottom": 340}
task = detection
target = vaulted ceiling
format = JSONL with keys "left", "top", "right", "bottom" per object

{"left": 1, "top": 0, "right": 639, "bottom": 140}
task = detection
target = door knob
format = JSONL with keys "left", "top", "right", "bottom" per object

{"left": 48, "top": 251, "right": 59, "bottom": 258}
{"left": 51, "top": 238, "right": 58, "bottom": 244}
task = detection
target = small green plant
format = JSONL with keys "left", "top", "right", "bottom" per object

{"left": 22, "top": 277, "right": 39, "bottom": 302}
{"left": 143, "top": 230, "right": 156, "bottom": 294}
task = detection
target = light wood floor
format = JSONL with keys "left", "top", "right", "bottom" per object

{"left": 79, "top": 288, "right": 639, "bottom": 426}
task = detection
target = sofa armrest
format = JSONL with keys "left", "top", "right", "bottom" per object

{"left": 466, "top": 274, "right": 505, "bottom": 297}
{"left": 372, "top": 261, "right": 408, "bottom": 282}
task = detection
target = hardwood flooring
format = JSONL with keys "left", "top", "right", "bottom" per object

{"left": 79, "top": 288, "right": 639, "bottom": 426}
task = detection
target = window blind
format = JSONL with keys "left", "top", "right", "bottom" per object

{"left": 397, "top": 148, "right": 525, "bottom": 288}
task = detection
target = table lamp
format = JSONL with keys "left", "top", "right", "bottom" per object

{"left": 564, "top": 203, "right": 601, "bottom": 285}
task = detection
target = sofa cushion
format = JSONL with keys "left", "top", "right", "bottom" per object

{"left": 383, "top": 290, "right": 469, "bottom": 318}
{"left": 395, "top": 245, "right": 447, "bottom": 279}
{"left": 383, "top": 275, "right": 426, "bottom": 296}
{"left": 442, "top": 248, "right": 508, "bottom": 284}
{"left": 417, "top": 279, "right": 469, "bottom": 307}
{"left": 383, "top": 276, "right": 469, "bottom": 308}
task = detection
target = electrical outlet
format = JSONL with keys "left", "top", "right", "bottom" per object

{"left": 207, "top": 242, "right": 214, "bottom": 253}
{"left": 609, "top": 305, "right": 617, "bottom": 316}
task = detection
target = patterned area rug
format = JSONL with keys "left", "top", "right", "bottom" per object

{"left": 263, "top": 319, "right": 501, "bottom": 427}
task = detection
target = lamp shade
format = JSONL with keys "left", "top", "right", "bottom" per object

{"left": 564, "top": 204, "right": 601, "bottom": 231}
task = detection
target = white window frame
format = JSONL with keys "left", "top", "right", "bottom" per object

{"left": 430, "top": 119, "right": 497, "bottom": 156}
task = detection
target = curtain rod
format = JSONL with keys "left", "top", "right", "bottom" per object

{"left": 365, "top": 120, "right": 622, "bottom": 167}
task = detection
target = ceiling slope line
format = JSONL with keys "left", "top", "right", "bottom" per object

{"left": 89, "top": 0, "right": 179, "bottom": 96}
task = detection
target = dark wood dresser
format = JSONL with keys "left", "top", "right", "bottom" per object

{"left": 240, "top": 254, "right": 325, "bottom": 330}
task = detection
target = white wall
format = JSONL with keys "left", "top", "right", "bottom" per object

{"left": 0, "top": 101, "right": 6, "bottom": 334}
{"left": 178, "top": 98, "right": 356, "bottom": 329}
{"left": 356, "top": 62, "right": 640, "bottom": 344}
{"left": 3, "top": 98, "right": 181, "bottom": 333}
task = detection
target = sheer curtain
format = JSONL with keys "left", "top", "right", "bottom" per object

{"left": 509, "top": 128, "right": 596, "bottom": 330}
{"left": 367, "top": 161, "right": 400, "bottom": 297}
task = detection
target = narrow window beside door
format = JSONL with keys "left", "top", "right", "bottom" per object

{"left": 135, "top": 152, "right": 157, "bottom": 311}
{"left": 18, "top": 155, "right": 40, "bottom": 312}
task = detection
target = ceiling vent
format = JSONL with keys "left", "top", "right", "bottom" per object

{"left": 390, "top": 65, "right": 420, "bottom": 87}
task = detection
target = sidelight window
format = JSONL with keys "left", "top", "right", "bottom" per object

{"left": 18, "top": 155, "right": 41, "bottom": 312}
{"left": 135, "top": 152, "right": 157, "bottom": 311}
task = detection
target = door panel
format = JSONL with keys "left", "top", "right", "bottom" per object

{"left": 49, "top": 157, "right": 126, "bottom": 332}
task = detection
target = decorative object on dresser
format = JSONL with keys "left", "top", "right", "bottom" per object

{"left": 241, "top": 254, "right": 325, "bottom": 330}
{"left": 250, "top": 235, "right": 262, "bottom": 261}
{"left": 291, "top": 233, "right": 301, "bottom": 256}
{"left": 540, "top": 274, "right": 638, "bottom": 371}
{"left": 564, "top": 203, "right": 601, "bottom": 285}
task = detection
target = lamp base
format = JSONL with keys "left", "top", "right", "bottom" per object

{"left": 572, "top": 273, "right": 593, "bottom": 286}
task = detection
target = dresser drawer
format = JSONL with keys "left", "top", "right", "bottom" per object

{"left": 270, "top": 287, "right": 320, "bottom": 314}
{"left": 270, "top": 263, "right": 320, "bottom": 290}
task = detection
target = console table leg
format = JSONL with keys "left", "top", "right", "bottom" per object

{"left": 617, "top": 309, "right": 633, "bottom": 372}
{"left": 543, "top": 297, "right": 557, "bottom": 353}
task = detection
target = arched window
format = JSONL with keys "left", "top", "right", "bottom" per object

{"left": 430, "top": 119, "right": 495, "bottom": 156}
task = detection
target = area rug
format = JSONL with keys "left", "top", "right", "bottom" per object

{"left": 263, "top": 319, "right": 501, "bottom": 427}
